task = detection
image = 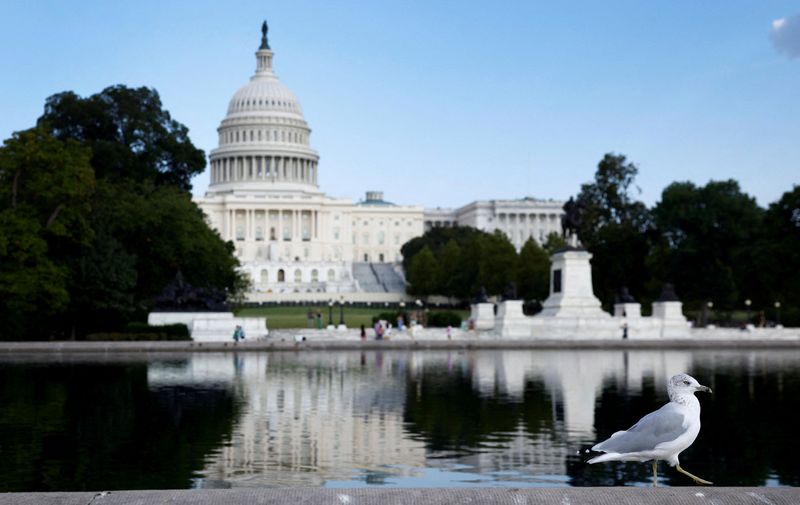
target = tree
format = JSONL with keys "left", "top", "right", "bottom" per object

{"left": 407, "top": 246, "right": 439, "bottom": 296}
{"left": 477, "top": 231, "right": 518, "bottom": 297}
{"left": 436, "top": 240, "right": 462, "bottom": 298}
{"left": 38, "top": 86, "right": 205, "bottom": 191}
{"left": 574, "top": 153, "right": 647, "bottom": 245}
{"left": 0, "top": 129, "right": 95, "bottom": 338}
{"left": 758, "top": 186, "right": 800, "bottom": 313}
{"left": 572, "top": 153, "right": 653, "bottom": 306}
{"left": 542, "top": 232, "right": 567, "bottom": 255}
{"left": 651, "top": 180, "right": 763, "bottom": 309}
{"left": 516, "top": 238, "right": 550, "bottom": 302}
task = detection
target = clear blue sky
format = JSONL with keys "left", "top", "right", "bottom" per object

{"left": 2, "top": 1, "right": 798, "bottom": 208}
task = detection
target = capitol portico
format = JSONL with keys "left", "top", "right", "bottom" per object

{"left": 196, "top": 22, "right": 565, "bottom": 301}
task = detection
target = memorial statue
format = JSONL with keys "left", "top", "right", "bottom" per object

{"left": 260, "top": 20, "right": 270, "bottom": 50}
{"left": 657, "top": 283, "right": 680, "bottom": 302}
{"left": 616, "top": 286, "right": 636, "bottom": 304}
{"left": 560, "top": 197, "right": 584, "bottom": 247}
{"left": 152, "top": 271, "right": 229, "bottom": 312}
{"left": 474, "top": 286, "right": 488, "bottom": 304}
{"left": 501, "top": 281, "right": 518, "bottom": 301}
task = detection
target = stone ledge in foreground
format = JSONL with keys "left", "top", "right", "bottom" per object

{"left": 0, "top": 488, "right": 796, "bottom": 505}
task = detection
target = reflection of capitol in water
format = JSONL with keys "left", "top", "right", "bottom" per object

{"left": 146, "top": 350, "right": 694, "bottom": 486}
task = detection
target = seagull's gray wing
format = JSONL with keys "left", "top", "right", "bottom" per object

{"left": 593, "top": 403, "right": 687, "bottom": 454}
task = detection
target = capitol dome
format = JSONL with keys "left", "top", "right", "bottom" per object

{"left": 207, "top": 21, "right": 320, "bottom": 194}
{"left": 226, "top": 79, "right": 304, "bottom": 119}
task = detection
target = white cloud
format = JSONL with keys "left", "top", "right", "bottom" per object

{"left": 770, "top": 14, "right": 800, "bottom": 59}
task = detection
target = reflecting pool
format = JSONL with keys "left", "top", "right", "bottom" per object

{"left": 1, "top": 349, "right": 798, "bottom": 490}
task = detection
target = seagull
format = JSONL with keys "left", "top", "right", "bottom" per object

{"left": 588, "top": 373, "right": 713, "bottom": 487}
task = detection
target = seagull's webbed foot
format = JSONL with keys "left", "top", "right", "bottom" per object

{"left": 676, "top": 464, "right": 713, "bottom": 485}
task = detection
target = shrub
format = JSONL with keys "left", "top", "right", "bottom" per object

{"left": 426, "top": 311, "right": 462, "bottom": 328}
{"left": 86, "top": 323, "right": 191, "bottom": 341}
{"left": 124, "top": 322, "right": 190, "bottom": 338}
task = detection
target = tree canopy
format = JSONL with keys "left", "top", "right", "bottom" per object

{"left": 38, "top": 86, "right": 205, "bottom": 191}
{"left": 0, "top": 86, "right": 245, "bottom": 340}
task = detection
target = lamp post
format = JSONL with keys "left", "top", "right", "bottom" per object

{"left": 706, "top": 301, "right": 713, "bottom": 327}
{"left": 328, "top": 300, "right": 334, "bottom": 327}
{"left": 745, "top": 299, "right": 752, "bottom": 326}
{"left": 775, "top": 301, "right": 782, "bottom": 327}
{"left": 339, "top": 296, "right": 345, "bottom": 326}
{"left": 415, "top": 299, "right": 423, "bottom": 326}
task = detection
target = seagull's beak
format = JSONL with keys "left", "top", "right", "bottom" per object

{"left": 696, "top": 384, "right": 712, "bottom": 393}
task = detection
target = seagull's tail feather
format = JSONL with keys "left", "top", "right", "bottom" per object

{"left": 587, "top": 452, "right": 622, "bottom": 464}
{"left": 591, "top": 430, "right": 627, "bottom": 453}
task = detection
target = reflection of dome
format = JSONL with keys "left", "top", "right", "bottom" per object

{"left": 207, "top": 23, "right": 320, "bottom": 194}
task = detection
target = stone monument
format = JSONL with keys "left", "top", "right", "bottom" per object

{"left": 148, "top": 272, "right": 268, "bottom": 342}
{"left": 495, "top": 281, "right": 532, "bottom": 337}
{"left": 470, "top": 287, "right": 495, "bottom": 331}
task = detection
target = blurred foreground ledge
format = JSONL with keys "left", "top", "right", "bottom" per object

{"left": 0, "top": 487, "right": 797, "bottom": 505}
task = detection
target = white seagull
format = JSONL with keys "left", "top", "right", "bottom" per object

{"left": 588, "top": 373, "right": 713, "bottom": 486}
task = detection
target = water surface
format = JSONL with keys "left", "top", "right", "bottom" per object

{"left": 1, "top": 349, "right": 798, "bottom": 490}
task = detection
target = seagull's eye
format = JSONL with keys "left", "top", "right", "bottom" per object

{"left": 683, "top": 380, "right": 690, "bottom": 385}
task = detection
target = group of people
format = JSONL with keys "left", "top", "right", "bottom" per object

{"left": 306, "top": 310, "right": 325, "bottom": 329}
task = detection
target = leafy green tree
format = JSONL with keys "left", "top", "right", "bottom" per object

{"left": 757, "top": 186, "right": 800, "bottom": 315}
{"left": 407, "top": 246, "right": 439, "bottom": 296}
{"left": 0, "top": 129, "right": 95, "bottom": 339}
{"left": 542, "top": 232, "right": 567, "bottom": 255}
{"left": 402, "top": 226, "right": 495, "bottom": 299}
{"left": 436, "top": 239, "right": 462, "bottom": 298}
{"left": 573, "top": 153, "right": 652, "bottom": 306}
{"left": 516, "top": 238, "right": 550, "bottom": 301}
{"left": 651, "top": 180, "right": 763, "bottom": 309}
{"left": 38, "top": 86, "right": 205, "bottom": 191}
{"left": 477, "top": 231, "right": 518, "bottom": 296}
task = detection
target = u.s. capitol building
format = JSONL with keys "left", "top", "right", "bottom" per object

{"left": 196, "top": 23, "right": 564, "bottom": 301}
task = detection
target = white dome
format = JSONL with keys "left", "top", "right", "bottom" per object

{"left": 226, "top": 74, "right": 304, "bottom": 119}
{"left": 207, "top": 29, "right": 320, "bottom": 195}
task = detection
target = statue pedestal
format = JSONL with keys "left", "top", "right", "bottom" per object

{"left": 652, "top": 301, "right": 690, "bottom": 338}
{"left": 470, "top": 303, "right": 495, "bottom": 331}
{"left": 614, "top": 303, "right": 642, "bottom": 319}
{"left": 539, "top": 249, "right": 610, "bottom": 318}
{"left": 495, "top": 300, "right": 532, "bottom": 338}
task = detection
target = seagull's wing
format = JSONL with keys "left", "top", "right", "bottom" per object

{"left": 592, "top": 402, "right": 687, "bottom": 454}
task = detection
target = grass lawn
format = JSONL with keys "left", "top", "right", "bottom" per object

{"left": 236, "top": 305, "right": 469, "bottom": 329}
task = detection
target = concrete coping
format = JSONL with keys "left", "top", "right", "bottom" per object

{"left": 1, "top": 487, "right": 797, "bottom": 505}
{"left": 0, "top": 338, "right": 800, "bottom": 354}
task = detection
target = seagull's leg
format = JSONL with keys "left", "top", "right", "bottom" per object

{"left": 652, "top": 460, "right": 658, "bottom": 487}
{"left": 676, "top": 465, "right": 713, "bottom": 485}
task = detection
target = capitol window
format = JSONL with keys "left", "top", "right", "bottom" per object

{"left": 378, "top": 231, "right": 385, "bottom": 245}
{"left": 327, "top": 269, "right": 336, "bottom": 282}
{"left": 294, "top": 269, "right": 302, "bottom": 283}
{"left": 277, "top": 269, "right": 285, "bottom": 283}
{"left": 260, "top": 269, "right": 268, "bottom": 284}
{"left": 311, "top": 269, "right": 319, "bottom": 283}
{"left": 255, "top": 227, "right": 264, "bottom": 241}
{"left": 236, "top": 226, "right": 244, "bottom": 241}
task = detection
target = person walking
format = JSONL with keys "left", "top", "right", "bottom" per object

{"left": 360, "top": 324, "right": 367, "bottom": 341}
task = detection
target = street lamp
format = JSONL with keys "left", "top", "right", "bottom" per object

{"left": 328, "top": 300, "right": 334, "bottom": 326}
{"left": 705, "top": 301, "right": 713, "bottom": 327}
{"left": 745, "top": 299, "right": 752, "bottom": 325}
{"left": 775, "top": 301, "right": 782, "bottom": 326}
{"left": 339, "top": 296, "right": 345, "bottom": 326}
